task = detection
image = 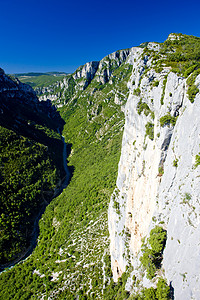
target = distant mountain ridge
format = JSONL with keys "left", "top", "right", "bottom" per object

{"left": 12, "top": 72, "right": 68, "bottom": 88}
{"left": 13, "top": 71, "right": 68, "bottom": 77}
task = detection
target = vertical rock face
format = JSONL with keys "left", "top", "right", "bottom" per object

{"left": 95, "top": 49, "right": 130, "bottom": 84}
{"left": 109, "top": 45, "right": 161, "bottom": 280}
{"left": 160, "top": 94, "right": 200, "bottom": 299}
{"left": 73, "top": 61, "right": 99, "bottom": 81}
{"left": 108, "top": 40, "right": 200, "bottom": 298}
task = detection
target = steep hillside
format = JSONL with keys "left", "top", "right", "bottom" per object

{"left": 0, "top": 33, "right": 200, "bottom": 300}
{"left": 0, "top": 69, "right": 65, "bottom": 266}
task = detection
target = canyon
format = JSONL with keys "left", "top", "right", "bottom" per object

{"left": 0, "top": 33, "right": 200, "bottom": 299}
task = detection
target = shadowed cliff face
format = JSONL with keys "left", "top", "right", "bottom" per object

{"left": 0, "top": 71, "right": 66, "bottom": 265}
{"left": 0, "top": 71, "right": 65, "bottom": 138}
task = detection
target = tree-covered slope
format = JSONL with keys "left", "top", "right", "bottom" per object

{"left": 0, "top": 50, "right": 132, "bottom": 299}
{"left": 0, "top": 70, "right": 65, "bottom": 266}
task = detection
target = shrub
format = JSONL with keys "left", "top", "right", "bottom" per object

{"left": 158, "top": 166, "right": 164, "bottom": 175}
{"left": 151, "top": 111, "right": 155, "bottom": 120}
{"left": 173, "top": 158, "right": 178, "bottom": 167}
{"left": 160, "top": 114, "right": 176, "bottom": 127}
{"left": 140, "top": 249, "right": 157, "bottom": 279}
{"left": 195, "top": 153, "right": 200, "bottom": 167}
{"left": 148, "top": 226, "right": 167, "bottom": 254}
{"left": 187, "top": 84, "right": 199, "bottom": 103}
{"left": 140, "top": 226, "right": 167, "bottom": 280}
{"left": 184, "top": 65, "right": 198, "bottom": 78}
{"left": 137, "top": 99, "right": 151, "bottom": 116}
{"left": 141, "top": 279, "right": 170, "bottom": 300}
{"left": 186, "top": 70, "right": 200, "bottom": 103}
{"left": 153, "top": 80, "right": 159, "bottom": 87}
{"left": 133, "top": 88, "right": 141, "bottom": 96}
{"left": 145, "top": 122, "right": 154, "bottom": 140}
{"left": 144, "top": 287, "right": 157, "bottom": 299}
{"left": 137, "top": 99, "right": 154, "bottom": 119}
{"left": 156, "top": 278, "right": 170, "bottom": 300}
{"left": 185, "top": 193, "right": 191, "bottom": 200}
{"left": 113, "top": 200, "right": 120, "bottom": 215}
{"left": 160, "top": 75, "right": 168, "bottom": 105}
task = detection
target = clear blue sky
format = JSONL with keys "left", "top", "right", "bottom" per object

{"left": 1, "top": 0, "right": 200, "bottom": 74}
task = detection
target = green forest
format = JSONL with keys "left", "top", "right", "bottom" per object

{"left": 0, "top": 126, "right": 62, "bottom": 263}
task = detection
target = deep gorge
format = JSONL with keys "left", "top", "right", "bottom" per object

{"left": 0, "top": 33, "right": 200, "bottom": 299}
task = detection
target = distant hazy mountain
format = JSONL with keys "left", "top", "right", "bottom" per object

{"left": 12, "top": 72, "right": 68, "bottom": 88}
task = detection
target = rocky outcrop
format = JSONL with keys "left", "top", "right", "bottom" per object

{"left": 36, "top": 62, "right": 100, "bottom": 102}
{"left": 108, "top": 43, "right": 200, "bottom": 299}
{"left": 35, "top": 50, "right": 131, "bottom": 103}
{"left": 73, "top": 61, "right": 99, "bottom": 81}
{"left": 95, "top": 50, "right": 130, "bottom": 84}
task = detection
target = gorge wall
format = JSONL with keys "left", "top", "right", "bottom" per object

{"left": 0, "top": 69, "right": 66, "bottom": 267}
{"left": 108, "top": 36, "right": 200, "bottom": 299}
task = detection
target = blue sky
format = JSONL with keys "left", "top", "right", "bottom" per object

{"left": 1, "top": 0, "right": 200, "bottom": 74}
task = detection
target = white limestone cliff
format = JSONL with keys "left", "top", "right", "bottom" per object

{"left": 73, "top": 61, "right": 99, "bottom": 81}
{"left": 108, "top": 47, "right": 200, "bottom": 299}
